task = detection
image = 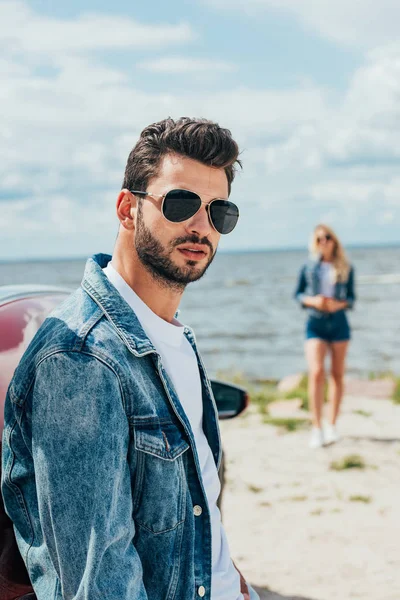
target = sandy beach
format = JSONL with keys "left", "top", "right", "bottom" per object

{"left": 220, "top": 380, "right": 400, "bottom": 600}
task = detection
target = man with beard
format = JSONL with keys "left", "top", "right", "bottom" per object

{"left": 2, "top": 118, "right": 259, "bottom": 600}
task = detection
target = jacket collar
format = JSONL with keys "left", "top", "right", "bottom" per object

{"left": 81, "top": 253, "right": 157, "bottom": 357}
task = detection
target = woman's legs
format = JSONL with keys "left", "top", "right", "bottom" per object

{"left": 328, "top": 341, "right": 349, "bottom": 425}
{"left": 305, "top": 338, "right": 328, "bottom": 428}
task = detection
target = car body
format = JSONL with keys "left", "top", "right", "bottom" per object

{"left": 0, "top": 285, "right": 248, "bottom": 599}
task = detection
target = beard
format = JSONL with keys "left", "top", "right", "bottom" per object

{"left": 135, "top": 204, "right": 216, "bottom": 291}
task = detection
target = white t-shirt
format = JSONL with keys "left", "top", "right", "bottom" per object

{"left": 104, "top": 263, "right": 243, "bottom": 600}
{"left": 319, "top": 262, "right": 335, "bottom": 298}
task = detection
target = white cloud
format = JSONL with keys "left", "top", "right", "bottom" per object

{"left": 310, "top": 181, "right": 382, "bottom": 205}
{"left": 204, "top": 0, "right": 400, "bottom": 49}
{"left": 380, "top": 211, "right": 395, "bottom": 224}
{"left": 265, "top": 124, "right": 323, "bottom": 173}
{"left": 0, "top": 1, "right": 194, "bottom": 56}
{"left": 261, "top": 43, "right": 400, "bottom": 175}
{"left": 138, "top": 56, "right": 236, "bottom": 74}
{"left": 2, "top": 1, "right": 400, "bottom": 258}
{"left": 0, "top": 198, "right": 43, "bottom": 232}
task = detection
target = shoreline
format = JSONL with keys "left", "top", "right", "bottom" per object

{"left": 216, "top": 372, "right": 400, "bottom": 421}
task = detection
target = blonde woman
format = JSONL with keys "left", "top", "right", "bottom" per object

{"left": 294, "top": 225, "right": 356, "bottom": 448}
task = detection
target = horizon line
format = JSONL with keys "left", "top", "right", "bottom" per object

{"left": 1, "top": 241, "right": 399, "bottom": 264}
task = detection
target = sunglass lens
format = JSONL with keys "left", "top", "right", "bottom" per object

{"left": 210, "top": 200, "right": 239, "bottom": 234}
{"left": 162, "top": 189, "right": 201, "bottom": 222}
{"left": 318, "top": 234, "right": 332, "bottom": 243}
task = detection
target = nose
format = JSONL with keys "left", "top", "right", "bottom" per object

{"left": 185, "top": 204, "right": 214, "bottom": 238}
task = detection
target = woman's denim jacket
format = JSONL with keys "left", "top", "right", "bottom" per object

{"left": 294, "top": 258, "right": 356, "bottom": 318}
{"left": 1, "top": 254, "right": 222, "bottom": 600}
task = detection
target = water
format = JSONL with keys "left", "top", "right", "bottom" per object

{"left": 1, "top": 246, "right": 399, "bottom": 380}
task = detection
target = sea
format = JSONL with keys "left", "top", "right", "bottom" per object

{"left": 1, "top": 246, "right": 399, "bottom": 381}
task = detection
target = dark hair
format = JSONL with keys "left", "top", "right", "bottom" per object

{"left": 122, "top": 117, "right": 241, "bottom": 195}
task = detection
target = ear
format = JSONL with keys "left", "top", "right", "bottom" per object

{"left": 116, "top": 189, "right": 137, "bottom": 230}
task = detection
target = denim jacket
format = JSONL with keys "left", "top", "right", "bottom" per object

{"left": 1, "top": 254, "right": 222, "bottom": 600}
{"left": 294, "top": 258, "right": 356, "bottom": 318}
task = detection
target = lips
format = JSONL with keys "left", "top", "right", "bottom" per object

{"left": 177, "top": 246, "right": 208, "bottom": 261}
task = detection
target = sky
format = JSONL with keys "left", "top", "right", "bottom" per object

{"left": 1, "top": 0, "right": 400, "bottom": 259}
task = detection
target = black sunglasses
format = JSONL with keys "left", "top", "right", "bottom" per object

{"left": 130, "top": 188, "right": 239, "bottom": 235}
{"left": 317, "top": 233, "right": 332, "bottom": 243}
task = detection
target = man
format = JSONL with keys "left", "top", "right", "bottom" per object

{"left": 2, "top": 118, "right": 259, "bottom": 599}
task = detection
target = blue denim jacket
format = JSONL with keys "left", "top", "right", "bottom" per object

{"left": 294, "top": 259, "right": 356, "bottom": 318}
{"left": 1, "top": 254, "right": 222, "bottom": 600}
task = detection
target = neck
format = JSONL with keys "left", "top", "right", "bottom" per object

{"left": 112, "top": 238, "right": 183, "bottom": 323}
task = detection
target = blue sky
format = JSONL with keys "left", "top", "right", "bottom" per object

{"left": 1, "top": 0, "right": 400, "bottom": 259}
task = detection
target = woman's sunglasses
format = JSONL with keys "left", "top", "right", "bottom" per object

{"left": 130, "top": 188, "right": 239, "bottom": 235}
{"left": 317, "top": 234, "right": 332, "bottom": 243}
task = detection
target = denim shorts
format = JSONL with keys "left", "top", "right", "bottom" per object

{"left": 306, "top": 310, "right": 351, "bottom": 343}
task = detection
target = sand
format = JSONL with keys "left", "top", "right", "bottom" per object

{"left": 220, "top": 386, "right": 400, "bottom": 600}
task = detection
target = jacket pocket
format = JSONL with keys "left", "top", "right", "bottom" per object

{"left": 131, "top": 419, "right": 189, "bottom": 534}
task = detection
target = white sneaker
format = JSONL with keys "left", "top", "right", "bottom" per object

{"left": 324, "top": 423, "right": 340, "bottom": 444}
{"left": 309, "top": 427, "right": 324, "bottom": 448}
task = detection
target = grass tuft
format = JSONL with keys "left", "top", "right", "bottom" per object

{"left": 284, "top": 374, "right": 309, "bottom": 410}
{"left": 393, "top": 377, "right": 400, "bottom": 404}
{"left": 349, "top": 495, "right": 371, "bottom": 503}
{"left": 353, "top": 409, "right": 373, "bottom": 417}
{"left": 263, "top": 417, "right": 309, "bottom": 432}
{"left": 367, "top": 371, "right": 400, "bottom": 405}
{"left": 250, "top": 387, "right": 279, "bottom": 415}
{"left": 283, "top": 373, "right": 329, "bottom": 411}
{"left": 368, "top": 370, "right": 395, "bottom": 380}
{"left": 330, "top": 454, "right": 366, "bottom": 471}
{"left": 248, "top": 484, "right": 263, "bottom": 494}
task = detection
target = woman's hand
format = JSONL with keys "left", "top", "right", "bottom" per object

{"left": 311, "top": 295, "right": 327, "bottom": 311}
{"left": 304, "top": 296, "right": 347, "bottom": 312}
{"left": 325, "top": 298, "right": 347, "bottom": 313}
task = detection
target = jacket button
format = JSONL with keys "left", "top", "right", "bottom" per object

{"left": 193, "top": 505, "right": 203, "bottom": 516}
{"left": 198, "top": 586, "right": 206, "bottom": 597}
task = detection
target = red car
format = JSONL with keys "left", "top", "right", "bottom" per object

{"left": 0, "top": 285, "right": 248, "bottom": 599}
